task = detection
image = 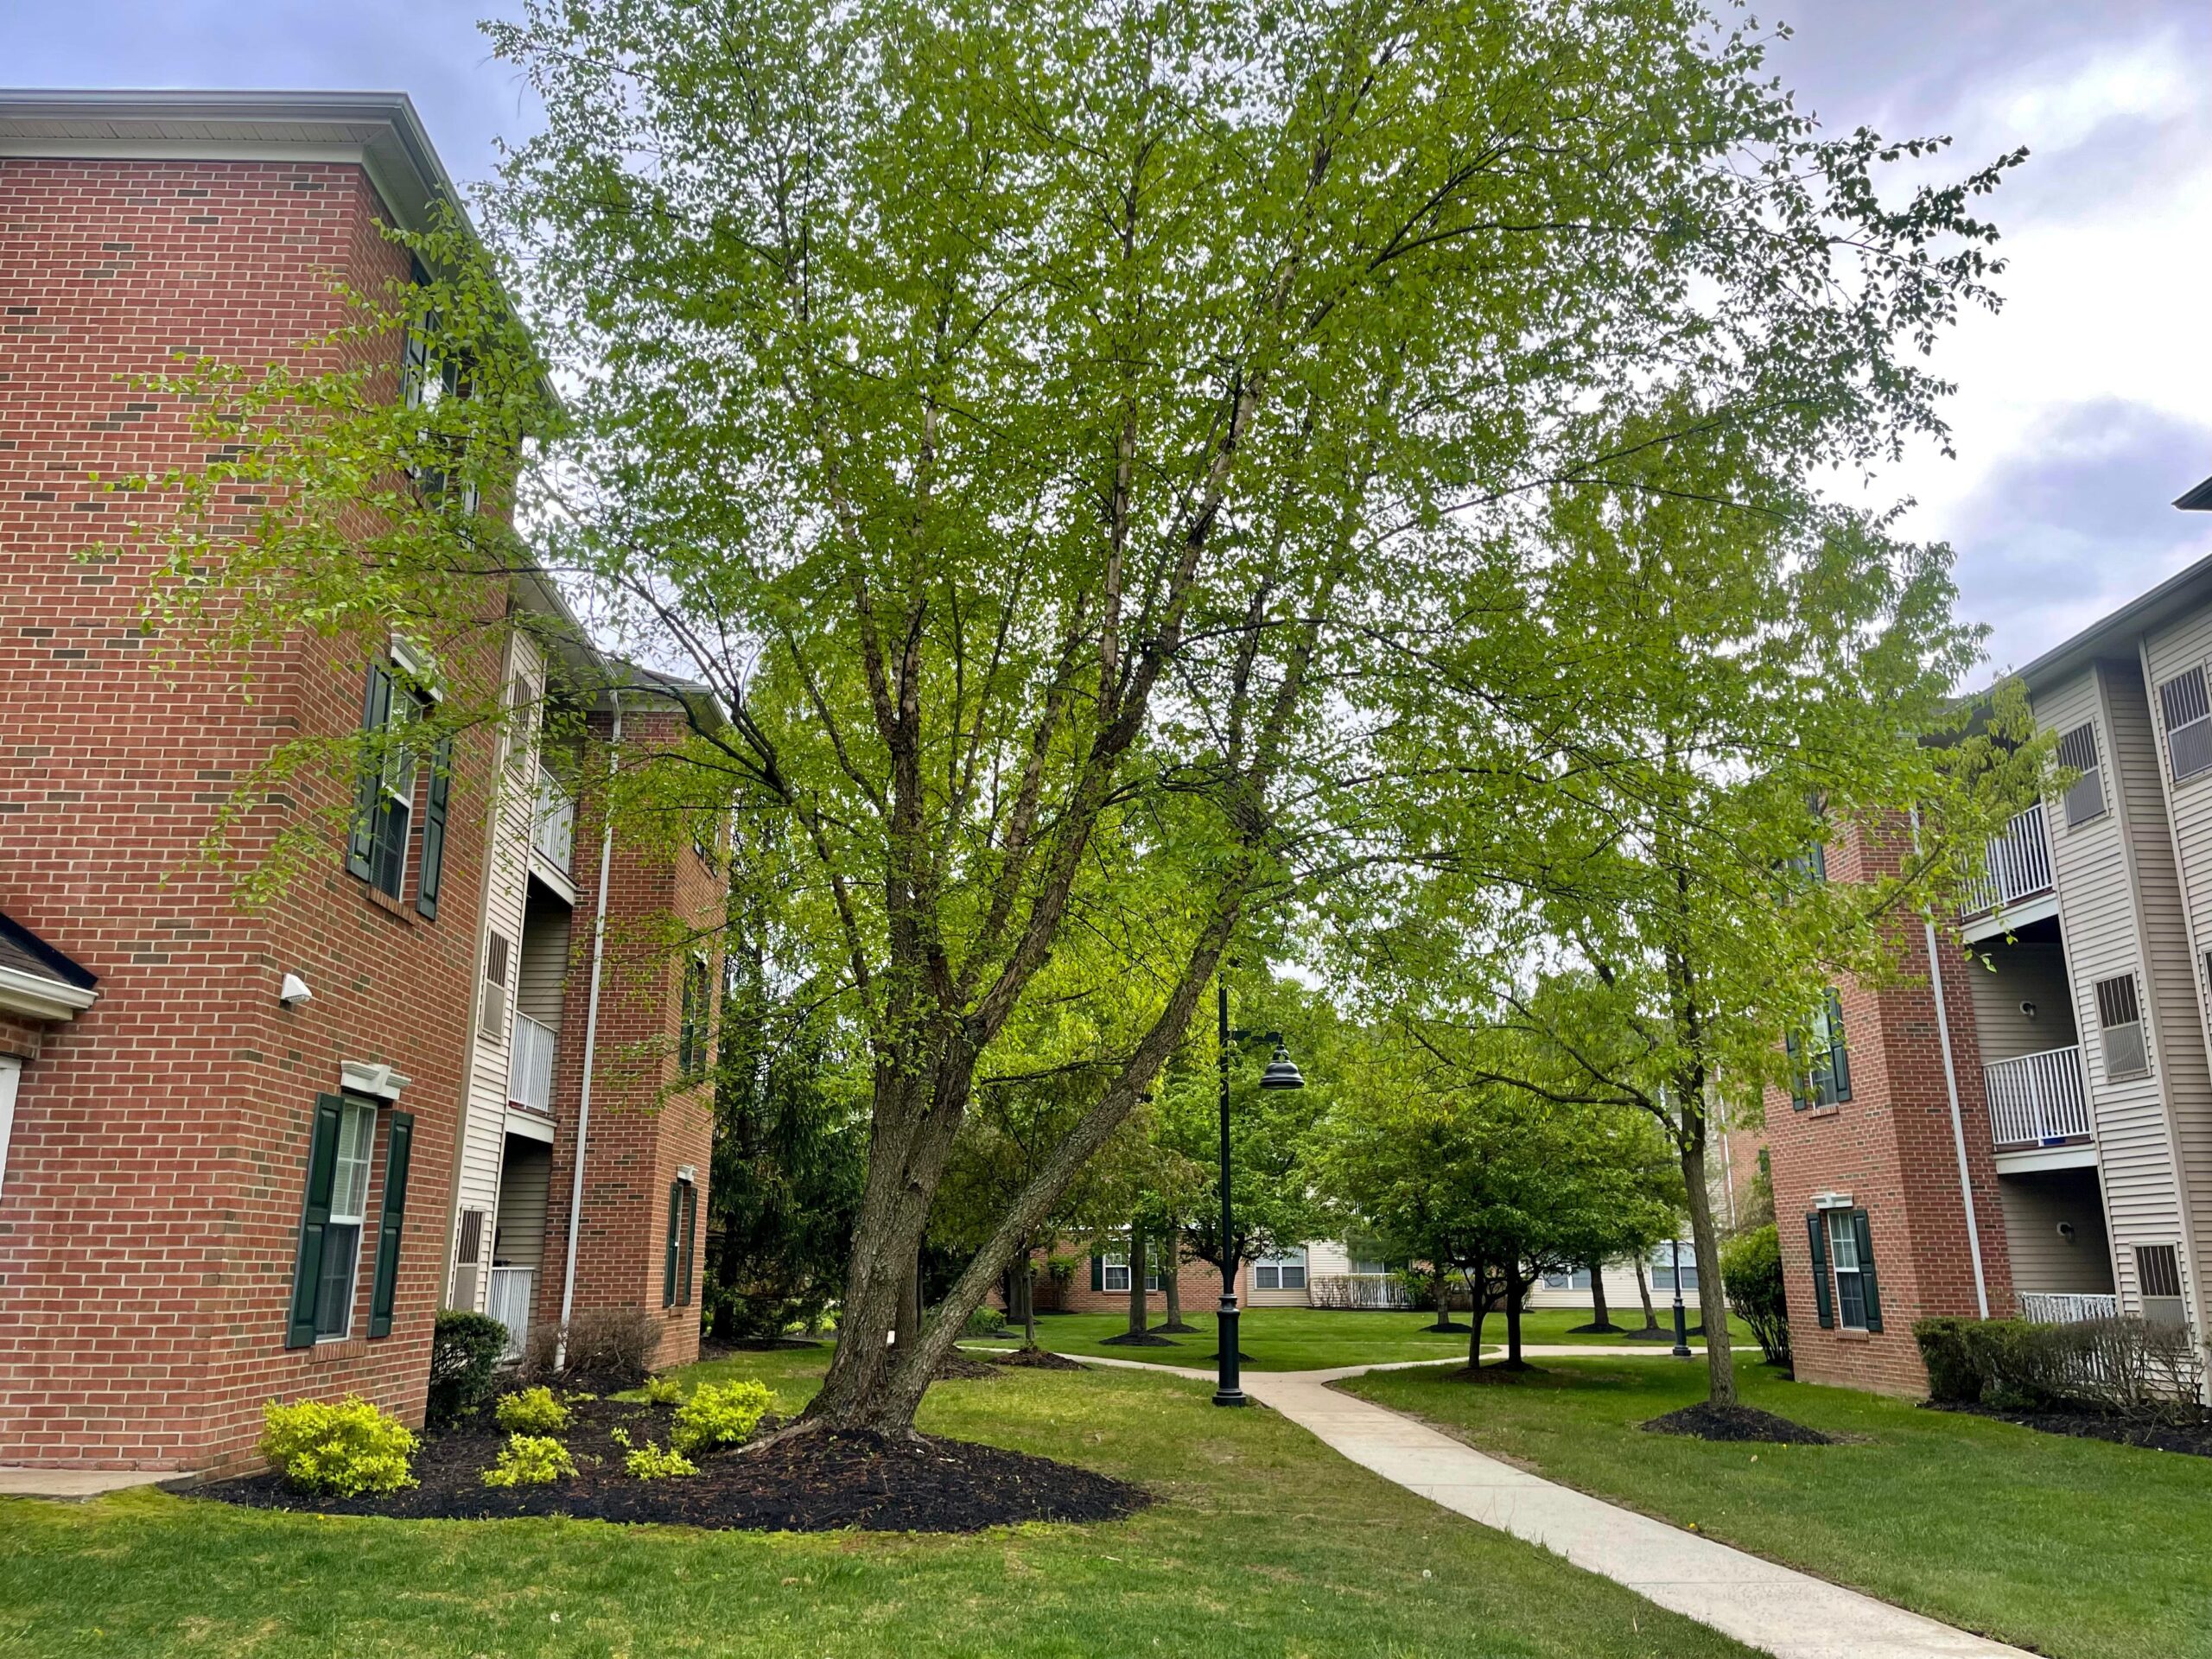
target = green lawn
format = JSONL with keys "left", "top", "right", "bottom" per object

{"left": 0, "top": 1343, "right": 1756, "bottom": 1659}
{"left": 1344, "top": 1356, "right": 2212, "bottom": 1659}
{"left": 967, "top": 1306, "right": 1711, "bottom": 1370}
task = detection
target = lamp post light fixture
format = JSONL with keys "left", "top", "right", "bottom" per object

{"left": 1669, "top": 1236, "right": 1693, "bottom": 1359}
{"left": 1215, "top": 977, "right": 1305, "bottom": 1408}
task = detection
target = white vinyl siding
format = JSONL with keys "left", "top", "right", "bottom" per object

{"left": 493, "top": 1141, "right": 552, "bottom": 1270}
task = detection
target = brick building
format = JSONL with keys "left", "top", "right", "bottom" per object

{"left": 0, "top": 91, "right": 720, "bottom": 1472}
{"left": 1770, "top": 501, "right": 2212, "bottom": 1398}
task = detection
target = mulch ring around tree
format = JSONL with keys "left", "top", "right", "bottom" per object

{"left": 988, "top": 1346, "right": 1084, "bottom": 1370}
{"left": 1933, "top": 1402, "right": 2212, "bottom": 1458}
{"left": 934, "top": 1352, "right": 1002, "bottom": 1380}
{"left": 194, "top": 1396, "right": 1149, "bottom": 1532}
{"left": 1642, "top": 1402, "right": 1836, "bottom": 1445}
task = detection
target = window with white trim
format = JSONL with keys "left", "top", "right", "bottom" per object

{"left": 2093, "top": 972, "right": 2151, "bottom": 1081}
{"left": 1100, "top": 1249, "right": 1158, "bottom": 1294}
{"left": 314, "top": 1098, "right": 378, "bottom": 1340}
{"left": 2055, "top": 721, "right": 2107, "bottom": 826}
{"left": 1649, "top": 1241, "right": 1699, "bottom": 1294}
{"left": 1826, "top": 1212, "right": 1868, "bottom": 1330}
{"left": 1254, "top": 1247, "right": 1307, "bottom": 1291}
{"left": 2159, "top": 665, "right": 2212, "bottom": 782}
{"left": 1542, "top": 1265, "right": 1593, "bottom": 1291}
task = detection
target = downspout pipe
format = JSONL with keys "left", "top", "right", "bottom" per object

{"left": 1914, "top": 806, "right": 1991, "bottom": 1319}
{"left": 555, "top": 697, "right": 621, "bottom": 1370}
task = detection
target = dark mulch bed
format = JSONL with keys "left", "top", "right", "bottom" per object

{"left": 934, "top": 1353, "right": 1001, "bottom": 1380}
{"left": 1098, "top": 1331, "right": 1183, "bottom": 1347}
{"left": 1443, "top": 1363, "right": 1547, "bottom": 1382}
{"left": 1566, "top": 1321, "right": 1625, "bottom": 1335}
{"left": 1935, "top": 1401, "right": 2212, "bottom": 1458}
{"left": 1643, "top": 1402, "right": 1835, "bottom": 1445}
{"left": 701, "top": 1337, "right": 825, "bottom": 1362}
{"left": 991, "top": 1346, "right": 1084, "bottom": 1371}
{"left": 1618, "top": 1324, "right": 1704, "bottom": 1342}
{"left": 195, "top": 1396, "right": 1147, "bottom": 1532}
{"left": 1426, "top": 1321, "right": 1471, "bottom": 1333}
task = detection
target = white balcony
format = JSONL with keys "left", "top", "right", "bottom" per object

{"left": 1963, "top": 802, "right": 2055, "bottom": 918}
{"left": 507, "top": 1012, "right": 556, "bottom": 1114}
{"left": 1985, "top": 1044, "right": 2091, "bottom": 1149}
{"left": 486, "top": 1266, "right": 535, "bottom": 1359}
{"left": 2018, "top": 1291, "right": 2117, "bottom": 1325}
{"left": 531, "top": 766, "right": 574, "bottom": 874}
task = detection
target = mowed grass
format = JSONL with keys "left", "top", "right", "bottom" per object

{"left": 1344, "top": 1356, "right": 2212, "bottom": 1659}
{"left": 967, "top": 1306, "right": 1713, "bottom": 1370}
{"left": 0, "top": 1343, "right": 1757, "bottom": 1659}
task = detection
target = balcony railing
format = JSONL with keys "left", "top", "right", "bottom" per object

{"left": 1963, "top": 802, "right": 2055, "bottom": 918}
{"left": 531, "top": 766, "right": 574, "bottom": 874}
{"left": 508, "top": 1012, "right": 556, "bottom": 1114}
{"left": 1985, "top": 1043, "right": 2091, "bottom": 1148}
{"left": 2018, "top": 1291, "right": 2117, "bottom": 1325}
{"left": 486, "top": 1266, "right": 535, "bottom": 1360}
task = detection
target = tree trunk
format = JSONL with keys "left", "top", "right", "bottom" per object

{"left": 893, "top": 1250, "right": 920, "bottom": 1351}
{"left": 1679, "top": 1122, "right": 1738, "bottom": 1406}
{"left": 1464, "top": 1267, "right": 1487, "bottom": 1369}
{"left": 1126, "top": 1229, "right": 1148, "bottom": 1337}
{"left": 1503, "top": 1271, "right": 1525, "bottom": 1368}
{"left": 1007, "top": 1251, "right": 1035, "bottom": 1346}
{"left": 1430, "top": 1265, "right": 1458, "bottom": 1332}
{"left": 1588, "top": 1262, "right": 1615, "bottom": 1332}
{"left": 1160, "top": 1228, "right": 1193, "bottom": 1332}
{"left": 1635, "top": 1257, "right": 1659, "bottom": 1330}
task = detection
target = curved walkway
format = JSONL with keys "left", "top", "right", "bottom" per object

{"left": 1076, "top": 1353, "right": 2032, "bottom": 1659}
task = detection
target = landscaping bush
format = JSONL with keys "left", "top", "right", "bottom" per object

{"left": 1961, "top": 1319, "right": 2068, "bottom": 1411}
{"left": 1719, "top": 1224, "right": 1790, "bottom": 1370}
{"left": 481, "top": 1433, "right": 578, "bottom": 1487}
{"left": 493, "top": 1385, "right": 571, "bottom": 1435}
{"left": 1913, "top": 1316, "right": 1981, "bottom": 1404}
{"left": 962, "top": 1304, "right": 1007, "bottom": 1337}
{"left": 671, "top": 1378, "right": 776, "bottom": 1454}
{"left": 625, "top": 1440, "right": 699, "bottom": 1479}
{"left": 426, "top": 1310, "right": 509, "bottom": 1432}
{"left": 642, "top": 1374, "right": 683, "bottom": 1405}
{"left": 520, "top": 1306, "right": 662, "bottom": 1386}
{"left": 260, "top": 1395, "right": 417, "bottom": 1497}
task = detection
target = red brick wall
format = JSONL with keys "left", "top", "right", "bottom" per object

{"left": 534, "top": 706, "right": 719, "bottom": 1375}
{"left": 1009, "top": 1245, "right": 1242, "bottom": 1315}
{"left": 0, "top": 156, "right": 498, "bottom": 1470}
{"left": 1765, "top": 817, "right": 2017, "bottom": 1397}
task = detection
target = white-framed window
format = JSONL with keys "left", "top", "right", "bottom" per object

{"left": 0, "top": 1055, "right": 20, "bottom": 1198}
{"left": 1826, "top": 1212, "right": 1868, "bottom": 1331}
{"left": 1351, "top": 1255, "right": 1393, "bottom": 1276}
{"left": 2094, "top": 972, "right": 2151, "bottom": 1081}
{"left": 1100, "top": 1250, "right": 1158, "bottom": 1294}
{"left": 1542, "top": 1265, "right": 1593, "bottom": 1291}
{"left": 314, "top": 1098, "right": 378, "bottom": 1340}
{"left": 2055, "top": 720, "right": 2107, "bottom": 826}
{"left": 1649, "top": 1241, "right": 1699, "bottom": 1293}
{"left": 1254, "top": 1247, "right": 1307, "bottom": 1291}
{"left": 2159, "top": 665, "right": 2212, "bottom": 783}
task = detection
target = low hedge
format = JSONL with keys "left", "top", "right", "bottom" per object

{"left": 1915, "top": 1312, "right": 2203, "bottom": 1419}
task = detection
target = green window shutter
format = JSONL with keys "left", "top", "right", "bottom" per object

{"left": 287, "top": 1095, "right": 347, "bottom": 1349}
{"left": 415, "top": 738, "right": 452, "bottom": 918}
{"left": 1852, "top": 1210, "right": 1882, "bottom": 1333}
{"left": 367, "top": 1110, "right": 415, "bottom": 1338}
{"left": 1089, "top": 1255, "right": 1103, "bottom": 1293}
{"left": 1805, "top": 1212, "right": 1834, "bottom": 1329}
{"left": 677, "top": 1182, "right": 697, "bottom": 1307}
{"left": 346, "top": 666, "right": 391, "bottom": 880}
{"left": 1785, "top": 1027, "right": 1808, "bottom": 1112}
{"left": 663, "top": 1180, "right": 682, "bottom": 1307}
{"left": 1826, "top": 989, "right": 1852, "bottom": 1103}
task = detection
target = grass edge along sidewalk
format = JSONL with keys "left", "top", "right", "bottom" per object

{"left": 1344, "top": 1355, "right": 2212, "bottom": 1659}
{"left": 0, "top": 1343, "right": 1758, "bottom": 1659}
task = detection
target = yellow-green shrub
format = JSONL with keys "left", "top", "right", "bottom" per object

{"left": 480, "top": 1433, "right": 576, "bottom": 1487}
{"left": 493, "top": 1385, "right": 570, "bottom": 1435}
{"left": 671, "top": 1378, "right": 775, "bottom": 1454}
{"left": 625, "top": 1440, "right": 698, "bottom": 1479}
{"left": 642, "top": 1375, "right": 683, "bottom": 1406}
{"left": 259, "top": 1395, "right": 417, "bottom": 1497}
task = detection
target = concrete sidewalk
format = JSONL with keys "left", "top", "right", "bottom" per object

{"left": 1080, "top": 1355, "right": 2031, "bottom": 1659}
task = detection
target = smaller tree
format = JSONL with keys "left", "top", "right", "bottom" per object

{"left": 1719, "top": 1224, "right": 1791, "bottom": 1372}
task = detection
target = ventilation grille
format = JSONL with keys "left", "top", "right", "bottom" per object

{"left": 480, "top": 932, "right": 511, "bottom": 1043}
{"left": 2135, "top": 1243, "right": 2186, "bottom": 1327}
{"left": 2160, "top": 667, "right": 2212, "bottom": 781}
{"left": 450, "top": 1207, "right": 487, "bottom": 1311}
{"left": 2056, "top": 721, "right": 2106, "bottom": 826}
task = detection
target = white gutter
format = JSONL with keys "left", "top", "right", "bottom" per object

{"left": 0, "top": 965, "right": 97, "bottom": 1023}
{"left": 554, "top": 699, "right": 621, "bottom": 1370}
{"left": 1914, "top": 805, "right": 1990, "bottom": 1319}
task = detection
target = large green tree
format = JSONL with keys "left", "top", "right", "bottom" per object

{"left": 132, "top": 0, "right": 2022, "bottom": 1433}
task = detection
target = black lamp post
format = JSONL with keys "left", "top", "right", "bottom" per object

{"left": 1669, "top": 1236, "right": 1693, "bottom": 1358}
{"left": 1216, "top": 977, "right": 1304, "bottom": 1408}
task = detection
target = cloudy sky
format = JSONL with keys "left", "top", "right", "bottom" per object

{"left": 6, "top": 0, "right": 2208, "bottom": 675}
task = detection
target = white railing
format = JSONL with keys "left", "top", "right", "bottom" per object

{"left": 1309, "top": 1273, "right": 1415, "bottom": 1310}
{"left": 508, "top": 1013, "right": 556, "bottom": 1113}
{"left": 531, "top": 766, "right": 574, "bottom": 874}
{"left": 2019, "top": 1291, "right": 2118, "bottom": 1325}
{"left": 486, "top": 1266, "right": 534, "bottom": 1359}
{"left": 1963, "top": 802, "right": 2055, "bottom": 917}
{"left": 1984, "top": 1044, "right": 2091, "bottom": 1148}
